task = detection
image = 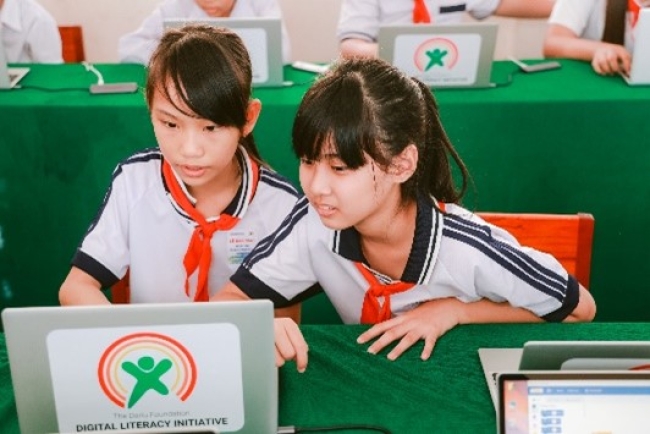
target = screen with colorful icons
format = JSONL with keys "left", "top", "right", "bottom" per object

{"left": 500, "top": 374, "right": 650, "bottom": 434}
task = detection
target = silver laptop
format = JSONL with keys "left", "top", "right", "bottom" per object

{"left": 496, "top": 371, "right": 650, "bottom": 434}
{"left": 623, "top": 7, "right": 650, "bottom": 86}
{"left": 2, "top": 300, "right": 277, "bottom": 434}
{"left": 163, "top": 17, "right": 286, "bottom": 88}
{"left": 479, "top": 341, "right": 650, "bottom": 408}
{"left": 378, "top": 22, "right": 498, "bottom": 88}
{"left": 0, "top": 43, "right": 29, "bottom": 89}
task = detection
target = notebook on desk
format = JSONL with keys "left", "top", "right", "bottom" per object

{"left": 496, "top": 371, "right": 650, "bottom": 434}
{"left": 0, "top": 43, "right": 29, "bottom": 89}
{"left": 163, "top": 17, "right": 286, "bottom": 88}
{"left": 1, "top": 300, "right": 277, "bottom": 434}
{"left": 479, "top": 341, "right": 650, "bottom": 409}
{"left": 623, "top": 7, "right": 650, "bottom": 85}
{"left": 377, "top": 22, "right": 498, "bottom": 88}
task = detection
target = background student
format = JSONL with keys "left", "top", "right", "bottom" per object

{"left": 214, "top": 57, "right": 597, "bottom": 371}
{"left": 337, "top": 0, "right": 556, "bottom": 58}
{"left": 118, "top": 0, "right": 291, "bottom": 65}
{"left": 60, "top": 25, "right": 299, "bottom": 319}
{"left": 543, "top": 0, "right": 650, "bottom": 76}
{"left": 0, "top": 0, "right": 62, "bottom": 63}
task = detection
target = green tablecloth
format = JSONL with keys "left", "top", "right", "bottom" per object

{"left": 1, "top": 61, "right": 650, "bottom": 323}
{"left": 2, "top": 323, "right": 650, "bottom": 433}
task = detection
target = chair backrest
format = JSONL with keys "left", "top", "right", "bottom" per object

{"left": 477, "top": 212, "right": 595, "bottom": 289}
{"left": 58, "top": 26, "right": 86, "bottom": 63}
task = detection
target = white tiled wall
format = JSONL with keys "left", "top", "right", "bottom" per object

{"left": 38, "top": 0, "right": 548, "bottom": 63}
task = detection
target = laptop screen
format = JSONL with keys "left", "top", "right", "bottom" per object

{"left": 498, "top": 372, "right": 650, "bottom": 434}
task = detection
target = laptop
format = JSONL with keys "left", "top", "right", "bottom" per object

{"left": 163, "top": 17, "right": 286, "bottom": 88}
{"left": 497, "top": 371, "right": 650, "bottom": 434}
{"left": 479, "top": 341, "right": 650, "bottom": 408}
{"left": 623, "top": 7, "right": 650, "bottom": 85}
{"left": 1, "top": 300, "right": 277, "bottom": 434}
{"left": 0, "top": 43, "right": 29, "bottom": 89}
{"left": 378, "top": 22, "right": 498, "bottom": 88}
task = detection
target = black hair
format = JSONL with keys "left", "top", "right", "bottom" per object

{"left": 145, "top": 24, "right": 263, "bottom": 164}
{"left": 292, "top": 57, "right": 468, "bottom": 205}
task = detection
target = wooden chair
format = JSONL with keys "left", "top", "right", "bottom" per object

{"left": 58, "top": 26, "right": 86, "bottom": 63}
{"left": 477, "top": 212, "right": 595, "bottom": 289}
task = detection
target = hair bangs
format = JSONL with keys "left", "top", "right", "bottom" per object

{"left": 293, "top": 73, "right": 381, "bottom": 169}
{"left": 173, "top": 39, "right": 248, "bottom": 128}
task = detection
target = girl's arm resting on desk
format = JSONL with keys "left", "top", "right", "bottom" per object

{"left": 59, "top": 266, "right": 111, "bottom": 306}
{"left": 339, "top": 39, "right": 379, "bottom": 59}
{"left": 495, "top": 0, "right": 555, "bottom": 18}
{"left": 543, "top": 25, "right": 631, "bottom": 75}
{"left": 213, "top": 282, "right": 308, "bottom": 371}
{"left": 358, "top": 285, "right": 596, "bottom": 361}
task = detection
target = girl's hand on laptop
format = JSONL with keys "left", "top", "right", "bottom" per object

{"left": 591, "top": 44, "right": 631, "bottom": 76}
{"left": 274, "top": 318, "right": 309, "bottom": 372}
{"left": 357, "top": 298, "right": 462, "bottom": 361}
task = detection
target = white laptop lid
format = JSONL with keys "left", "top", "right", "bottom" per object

{"left": 163, "top": 17, "right": 285, "bottom": 88}
{"left": 624, "top": 7, "right": 650, "bottom": 85}
{"left": 0, "top": 41, "right": 29, "bottom": 89}
{"left": 1, "top": 300, "right": 277, "bottom": 434}
{"left": 377, "top": 22, "right": 498, "bottom": 88}
{"left": 479, "top": 341, "right": 650, "bottom": 409}
{"left": 497, "top": 371, "right": 650, "bottom": 434}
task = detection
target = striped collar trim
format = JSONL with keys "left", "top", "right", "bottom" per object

{"left": 331, "top": 195, "right": 444, "bottom": 284}
{"left": 162, "top": 146, "right": 259, "bottom": 222}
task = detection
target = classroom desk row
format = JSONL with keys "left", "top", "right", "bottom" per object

{"left": 1, "top": 322, "right": 650, "bottom": 433}
{"left": 0, "top": 60, "right": 650, "bottom": 323}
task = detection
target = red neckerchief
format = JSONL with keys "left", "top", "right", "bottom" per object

{"left": 413, "top": 0, "right": 432, "bottom": 23}
{"left": 355, "top": 262, "right": 415, "bottom": 324}
{"left": 162, "top": 155, "right": 259, "bottom": 301}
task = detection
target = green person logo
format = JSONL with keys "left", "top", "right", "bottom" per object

{"left": 121, "top": 355, "right": 173, "bottom": 408}
{"left": 425, "top": 48, "right": 448, "bottom": 71}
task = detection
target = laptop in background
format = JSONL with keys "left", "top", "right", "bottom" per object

{"left": 0, "top": 43, "right": 29, "bottom": 89}
{"left": 479, "top": 341, "right": 650, "bottom": 408}
{"left": 163, "top": 17, "right": 286, "bottom": 88}
{"left": 497, "top": 371, "right": 650, "bottom": 434}
{"left": 623, "top": 7, "right": 650, "bottom": 85}
{"left": 378, "top": 22, "right": 498, "bottom": 88}
{"left": 2, "top": 300, "right": 277, "bottom": 434}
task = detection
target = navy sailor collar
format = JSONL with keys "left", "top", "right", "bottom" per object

{"left": 331, "top": 195, "right": 445, "bottom": 284}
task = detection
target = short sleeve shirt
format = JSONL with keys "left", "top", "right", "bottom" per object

{"left": 548, "top": 0, "right": 606, "bottom": 41}
{"left": 337, "top": 0, "right": 501, "bottom": 42}
{"left": 73, "top": 147, "right": 299, "bottom": 302}
{"left": 1, "top": 0, "right": 63, "bottom": 63}
{"left": 232, "top": 196, "right": 580, "bottom": 324}
{"left": 118, "top": 0, "right": 291, "bottom": 64}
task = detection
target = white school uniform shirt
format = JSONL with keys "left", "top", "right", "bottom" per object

{"left": 548, "top": 0, "right": 606, "bottom": 41}
{"left": 232, "top": 196, "right": 580, "bottom": 324}
{"left": 73, "top": 146, "right": 299, "bottom": 303}
{"left": 337, "top": 0, "right": 501, "bottom": 42}
{"left": 0, "top": 0, "right": 62, "bottom": 63}
{"left": 118, "top": 0, "right": 291, "bottom": 65}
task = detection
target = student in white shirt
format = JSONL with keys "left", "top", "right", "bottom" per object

{"left": 0, "top": 0, "right": 62, "bottom": 63}
{"left": 543, "top": 0, "right": 650, "bottom": 76}
{"left": 213, "top": 57, "right": 597, "bottom": 371}
{"left": 118, "top": 0, "right": 291, "bottom": 65}
{"left": 60, "top": 25, "right": 299, "bottom": 316}
{"left": 337, "top": 0, "right": 556, "bottom": 58}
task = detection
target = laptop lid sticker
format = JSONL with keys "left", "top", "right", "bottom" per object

{"left": 392, "top": 33, "right": 482, "bottom": 86}
{"left": 47, "top": 323, "right": 244, "bottom": 433}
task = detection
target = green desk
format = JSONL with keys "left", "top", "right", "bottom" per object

{"left": 2, "top": 323, "right": 650, "bottom": 433}
{"left": 1, "top": 61, "right": 649, "bottom": 322}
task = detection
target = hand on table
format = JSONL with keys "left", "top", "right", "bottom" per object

{"left": 357, "top": 297, "right": 462, "bottom": 361}
{"left": 274, "top": 317, "right": 309, "bottom": 372}
{"left": 591, "top": 44, "right": 631, "bottom": 76}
